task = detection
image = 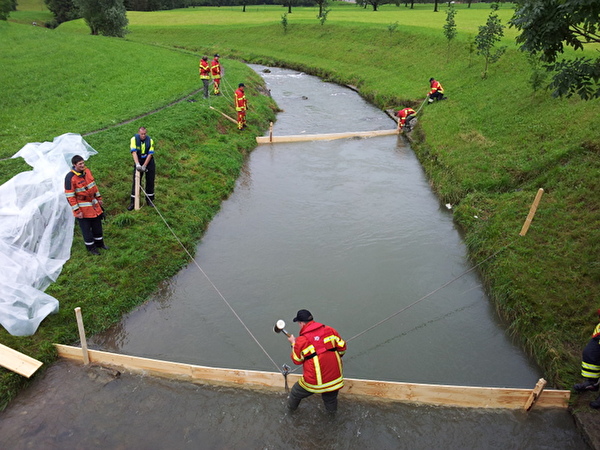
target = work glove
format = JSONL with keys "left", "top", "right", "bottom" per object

{"left": 136, "top": 164, "right": 144, "bottom": 172}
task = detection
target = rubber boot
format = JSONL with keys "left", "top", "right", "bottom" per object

{"left": 86, "top": 244, "right": 100, "bottom": 255}
{"left": 574, "top": 378, "right": 599, "bottom": 392}
{"left": 146, "top": 195, "right": 155, "bottom": 207}
{"left": 95, "top": 239, "right": 108, "bottom": 250}
{"left": 590, "top": 396, "right": 600, "bottom": 409}
{"left": 127, "top": 198, "right": 135, "bottom": 211}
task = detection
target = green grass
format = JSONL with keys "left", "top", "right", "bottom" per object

{"left": 1, "top": 2, "right": 599, "bottom": 409}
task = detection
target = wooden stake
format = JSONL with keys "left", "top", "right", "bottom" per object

{"left": 134, "top": 170, "right": 141, "bottom": 211}
{"left": 524, "top": 378, "right": 547, "bottom": 411}
{"left": 519, "top": 188, "right": 544, "bottom": 236}
{"left": 269, "top": 122, "right": 273, "bottom": 142}
{"left": 74, "top": 307, "right": 89, "bottom": 365}
{"left": 209, "top": 106, "right": 238, "bottom": 125}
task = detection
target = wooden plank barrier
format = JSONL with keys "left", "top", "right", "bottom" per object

{"left": 55, "top": 344, "right": 569, "bottom": 410}
{"left": 256, "top": 128, "right": 399, "bottom": 144}
{"left": 0, "top": 343, "right": 43, "bottom": 378}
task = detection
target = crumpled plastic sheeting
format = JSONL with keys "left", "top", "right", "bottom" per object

{"left": 0, "top": 133, "right": 98, "bottom": 336}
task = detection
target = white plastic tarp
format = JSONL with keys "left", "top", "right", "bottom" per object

{"left": 0, "top": 133, "right": 98, "bottom": 336}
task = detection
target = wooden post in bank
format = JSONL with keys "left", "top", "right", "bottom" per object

{"left": 520, "top": 188, "right": 544, "bottom": 236}
{"left": 74, "top": 307, "right": 90, "bottom": 365}
{"left": 134, "top": 170, "right": 141, "bottom": 211}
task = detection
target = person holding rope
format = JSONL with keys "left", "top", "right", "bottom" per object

{"left": 211, "top": 54, "right": 222, "bottom": 96}
{"left": 286, "top": 309, "right": 347, "bottom": 413}
{"left": 199, "top": 56, "right": 211, "bottom": 99}
{"left": 427, "top": 77, "right": 447, "bottom": 103}
{"left": 234, "top": 83, "right": 248, "bottom": 130}
{"left": 64, "top": 155, "right": 108, "bottom": 255}
{"left": 127, "top": 126, "right": 155, "bottom": 210}
{"left": 396, "top": 106, "right": 417, "bottom": 132}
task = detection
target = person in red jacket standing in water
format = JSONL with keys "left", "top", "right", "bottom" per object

{"left": 234, "top": 83, "right": 248, "bottom": 130}
{"left": 64, "top": 155, "right": 108, "bottom": 255}
{"left": 287, "top": 309, "right": 347, "bottom": 413}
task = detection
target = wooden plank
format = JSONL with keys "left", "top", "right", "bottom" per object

{"left": 256, "top": 129, "right": 399, "bottom": 144}
{"left": 0, "top": 343, "right": 43, "bottom": 378}
{"left": 55, "top": 345, "right": 569, "bottom": 409}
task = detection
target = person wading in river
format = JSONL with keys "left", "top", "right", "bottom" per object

{"left": 286, "top": 309, "right": 347, "bottom": 413}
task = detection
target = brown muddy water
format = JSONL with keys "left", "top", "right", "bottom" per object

{"left": 0, "top": 66, "right": 586, "bottom": 449}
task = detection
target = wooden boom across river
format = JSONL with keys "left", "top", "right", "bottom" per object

{"left": 55, "top": 344, "right": 569, "bottom": 411}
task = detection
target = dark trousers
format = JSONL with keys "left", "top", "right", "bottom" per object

{"left": 430, "top": 91, "right": 444, "bottom": 101}
{"left": 77, "top": 216, "right": 104, "bottom": 249}
{"left": 202, "top": 79, "right": 210, "bottom": 98}
{"left": 130, "top": 158, "right": 155, "bottom": 201}
{"left": 287, "top": 381, "right": 339, "bottom": 412}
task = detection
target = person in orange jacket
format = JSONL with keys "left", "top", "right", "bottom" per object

{"left": 199, "top": 56, "right": 211, "bottom": 99}
{"left": 396, "top": 107, "right": 417, "bottom": 132}
{"left": 64, "top": 155, "right": 107, "bottom": 255}
{"left": 234, "top": 83, "right": 248, "bottom": 130}
{"left": 211, "top": 54, "right": 222, "bottom": 96}
{"left": 428, "top": 77, "right": 447, "bottom": 103}
{"left": 286, "top": 309, "right": 347, "bottom": 412}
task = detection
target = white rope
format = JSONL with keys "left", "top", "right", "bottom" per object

{"left": 138, "top": 185, "right": 284, "bottom": 374}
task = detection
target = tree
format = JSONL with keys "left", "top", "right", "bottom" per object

{"left": 74, "top": 0, "right": 128, "bottom": 37}
{"left": 510, "top": 0, "right": 600, "bottom": 99}
{"left": 443, "top": 4, "right": 457, "bottom": 61}
{"left": 44, "top": 0, "right": 79, "bottom": 25}
{"left": 475, "top": 3, "right": 506, "bottom": 79}
{"left": 363, "top": 0, "right": 393, "bottom": 12}
{"left": 0, "top": 0, "right": 13, "bottom": 20}
{"left": 315, "top": 0, "right": 328, "bottom": 18}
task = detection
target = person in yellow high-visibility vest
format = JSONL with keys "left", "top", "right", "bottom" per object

{"left": 199, "top": 56, "right": 211, "bottom": 99}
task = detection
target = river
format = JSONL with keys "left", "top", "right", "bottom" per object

{"left": 0, "top": 66, "right": 586, "bottom": 449}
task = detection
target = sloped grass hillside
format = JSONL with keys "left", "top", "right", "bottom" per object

{"left": 0, "top": 19, "right": 276, "bottom": 409}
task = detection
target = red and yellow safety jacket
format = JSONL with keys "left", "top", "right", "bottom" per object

{"left": 429, "top": 80, "right": 444, "bottom": 96}
{"left": 592, "top": 323, "right": 600, "bottom": 339}
{"left": 199, "top": 59, "right": 211, "bottom": 80}
{"left": 397, "top": 107, "right": 416, "bottom": 128}
{"left": 211, "top": 58, "right": 221, "bottom": 79}
{"left": 64, "top": 167, "right": 103, "bottom": 218}
{"left": 291, "top": 321, "right": 346, "bottom": 394}
{"left": 235, "top": 87, "right": 247, "bottom": 111}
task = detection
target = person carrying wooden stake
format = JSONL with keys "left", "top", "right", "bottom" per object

{"left": 128, "top": 127, "right": 155, "bottom": 210}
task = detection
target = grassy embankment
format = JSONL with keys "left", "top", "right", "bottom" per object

{"left": 1, "top": 2, "right": 599, "bottom": 409}
{"left": 0, "top": 9, "right": 277, "bottom": 409}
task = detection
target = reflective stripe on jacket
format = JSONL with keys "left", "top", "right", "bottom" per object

{"left": 235, "top": 88, "right": 247, "bottom": 111}
{"left": 291, "top": 321, "right": 346, "bottom": 393}
{"left": 130, "top": 134, "right": 154, "bottom": 161}
{"left": 199, "top": 59, "right": 211, "bottom": 79}
{"left": 64, "top": 168, "right": 103, "bottom": 218}
{"left": 211, "top": 59, "right": 221, "bottom": 79}
{"left": 429, "top": 80, "right": 444, "bottom": 95}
